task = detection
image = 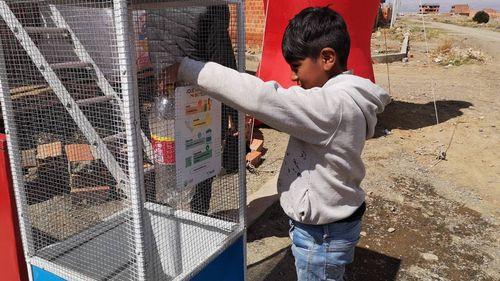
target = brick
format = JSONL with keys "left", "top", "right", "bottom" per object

{"left": 22, "top": 149, "right": 37, "bottom": 167}
{"left": 65, "top": 144, "right": 94, "bottom": 162}
{"left": 36, "top": 142, "right": 62, "bottom": 159}
{"left": 250, "top": 138, "right": 264, "bottom": 152}
{"left": 70, "top": 185, "right": 110, "bottom": 205}
{"left": 246, "top": 150, "right": 262, "bottom": 167}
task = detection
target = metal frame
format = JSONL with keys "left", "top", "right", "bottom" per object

{"left": 113, "top": 1, "right": 148, "bottom": 280}
{"left": 1, "top": 0, "right": 247, "bottom": 280}
{"left": 0, "top": 14, "right": 34, "bottom": 281}
{"left": 131, "top": 0, "right": 243, "bottom": 10}
{"left": 0, "top": 1, "right": 131, "bottom": 197}
{"left": 236, "top": 2, "right": 248, "bottom": 279}
{"left": 48, "top": 4, "right": 154, "bottom": 162}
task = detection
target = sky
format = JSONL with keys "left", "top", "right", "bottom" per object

{"left": 398, "top": 0, "right": 500, "bottom": 13}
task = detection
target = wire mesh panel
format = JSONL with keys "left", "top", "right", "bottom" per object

{"left": 0, "top": 0, "right": 245, "bottom": 280}
{"left": 133, "top": 0, "right": 246, "bottom": 280}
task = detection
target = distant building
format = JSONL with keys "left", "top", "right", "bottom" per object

{"left": 484, "top": 8, "right": 499, "bottom": 19}
{"left": 483, "top": 8, "right": 497, "bottom": 14}
{"left": 451, "top": 4, "right": 470, "bottom": 16}
{"left": 419, "top": 3, "right": 440, "bottom": 14}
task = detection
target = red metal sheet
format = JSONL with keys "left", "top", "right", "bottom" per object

{"left": 0, "top": 134, "right": 29, "bottom": 281}
{"left": 258, "top": 0, "right": 379, "bottom": 88}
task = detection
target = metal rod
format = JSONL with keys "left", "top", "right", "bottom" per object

{"left": 236, "top": 0, "right": 247, "bottom": 233}
{"left": 236, "top": 4, "right": 248, "bottom": 281}
{"left": 0, "top": 4, "right": 34, "bottom": 280}
{"left": 0, "top": 1, "right": 130, "bottom": 197}
{"left": 49, "top": 4, "right": 153, "bottom": 162}
{"left": 113, "top": 1, "right": 148, "bottom": 280}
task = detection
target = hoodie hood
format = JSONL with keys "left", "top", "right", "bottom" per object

{"left": 324, "top": 74, "right": 391, "bottom": 138}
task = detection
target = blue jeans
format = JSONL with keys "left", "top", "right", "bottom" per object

{"left": 289, "top": 218, "right": 362, "bottom": 281}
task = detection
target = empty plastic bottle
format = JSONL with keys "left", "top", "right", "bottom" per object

{"left": 149, "top": 90, "right": 177, "bottom": 206}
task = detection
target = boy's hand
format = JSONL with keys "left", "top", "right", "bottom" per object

{"left": 155, "top": 62, "right": 181, "bottom": 94}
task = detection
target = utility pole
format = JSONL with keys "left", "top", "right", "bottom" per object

{"left": 390, "top": 0, "right": 400, "bottom": 28}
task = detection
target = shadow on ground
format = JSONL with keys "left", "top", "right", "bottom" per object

{"left": 247, "top": 202, "right": 401, "bottom": 281}
{"left": 374, "top": 99, "right": 473, "bottom": 137}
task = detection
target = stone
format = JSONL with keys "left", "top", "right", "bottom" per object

{"left": 421, "top": 252, "right": 439, "bottom": 261}
{"left": 388, "top": 227, "right": 396, "bottom": 233}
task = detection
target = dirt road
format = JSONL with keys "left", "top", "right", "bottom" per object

{"left": 246, "top": 17, "right": 499, "bottom": 281}
{"left": 411, "top": 19, "right": 500, "bottom": 56}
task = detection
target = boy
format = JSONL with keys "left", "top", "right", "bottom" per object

{"left": 169, "top": 7, "right": 390, "bottom": 280}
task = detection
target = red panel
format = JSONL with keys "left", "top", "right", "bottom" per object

{"left": 258, "top": 0, "right": 379, "bottom": 88}
{"left": 0, "top": 134, "right": 29, "bottom": 281}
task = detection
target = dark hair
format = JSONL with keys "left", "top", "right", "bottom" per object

{"left": 282, "top": 7, "right": 350, "bottom": 69}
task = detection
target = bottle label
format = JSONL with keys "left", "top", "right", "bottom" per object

{"left": 151, "top": 135, "right": 175, "bottom": 164}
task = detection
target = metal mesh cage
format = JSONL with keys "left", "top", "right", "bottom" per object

{"left": 0, "top": 1, "right": 246, "bottom": 280}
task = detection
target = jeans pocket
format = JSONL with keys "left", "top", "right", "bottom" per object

{"left": 326, "top": 237, "right": 359, "bottom": 265}
{"left": 328, "top": 238, "right": 359, "bottom": 252}
{"left": 291, "top": 223, "right": 319, "bottom": 251}
{"left": 325, "top": 219, "right": 362, "bottom": 265}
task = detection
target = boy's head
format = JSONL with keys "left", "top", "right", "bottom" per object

{"left": 282, "top": 7, "right": 350, "bottom": 89}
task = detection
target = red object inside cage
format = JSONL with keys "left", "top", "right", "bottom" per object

{"left": 0, "top": 134, "right": 29, "bottom": 281}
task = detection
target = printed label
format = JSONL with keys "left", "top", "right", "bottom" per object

{"left": 151, "top": 135, "right": 175, "bottom": 164}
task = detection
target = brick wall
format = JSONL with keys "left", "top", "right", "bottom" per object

{"left": 229, "top": 0, "right": 266, "bottom": 51}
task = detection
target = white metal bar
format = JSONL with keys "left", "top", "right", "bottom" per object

{"left": 0, "top": 1, "right": 131, "bottom": 196}
{"left": 49, "top": 61, "right": 91, "bottom": 70}
{"left": 144, "top": 202, "right": 236, "bottom": 232}
{"left": 76, "top": 95, "right": 113, "bottom": 106}
{"left": 25, "top": 26, "right": 68, "bottom": 35}
{"left": 103, "top": 131, "right": 127, "bottom": 143}
{"left": 29, "top": 256, "right": 95, "bottom": 281}
{"left": 0, "top": 6, "right": 35, "bottom": 281}
{"left": 176, "top": 231, "right": 245, "bottom": 281}
{"left": 236, "top": 1, "right": 247, "bottom": 232}
{"left": 113, "top": 1, "right": 148, "bottom": 280}
{"left": 236, "top": 5, "right": 248, "bottom": 280}
{"left": 49, "top": 4, "right": 154, "bottom": 162}
{"left": 131, "top": 0, "right": 243, "bottom": 10}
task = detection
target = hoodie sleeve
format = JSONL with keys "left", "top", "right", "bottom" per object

{"left": 339, "top": 79, "right": 391, "bottom": 139}
{"left": 178, "top": 57, "right": 342, "bottom": 145}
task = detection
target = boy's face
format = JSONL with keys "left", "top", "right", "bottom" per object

{"left": 289, "top": 57, "right": 329, "bottom": 89}
{"left": 288, "top": 48, "right": 339, "bottom": 89}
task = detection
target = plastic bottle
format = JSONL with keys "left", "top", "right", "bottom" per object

{"left": 149, "top": 83, "right": 195, "bottom": 207}
{"left": 149, "top": 90, "right": 178, "bottom": 206}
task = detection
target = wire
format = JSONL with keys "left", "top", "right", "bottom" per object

{"left": 382, "top": 26, "right": 392, "bottom": 97}
{"left": 418, "top": 0, "right": 440, "bottom": 126}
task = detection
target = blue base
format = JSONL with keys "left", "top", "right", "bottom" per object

{"left": 32, "top": 266, "right": 66, "bottom": 281}
{"left": 31, "top": 235, "right": 244, "bottom": 281}
{"left": 191, "top": 236, "right": 245, "bottom": 281}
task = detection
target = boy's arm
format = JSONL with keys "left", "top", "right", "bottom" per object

{"left": 178, "top": 57, "right": 342, "bottom": 145}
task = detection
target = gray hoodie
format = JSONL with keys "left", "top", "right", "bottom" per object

{"left": 179, "top": 58, "right": 391, "bottom": 225}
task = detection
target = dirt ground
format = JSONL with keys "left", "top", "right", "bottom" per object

{"left": 246, "top": 16, "right": 500, "bottom": 281}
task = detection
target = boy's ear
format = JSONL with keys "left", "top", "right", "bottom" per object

{"left": 319, "top": 47, "right": 336, "bottom": 71}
